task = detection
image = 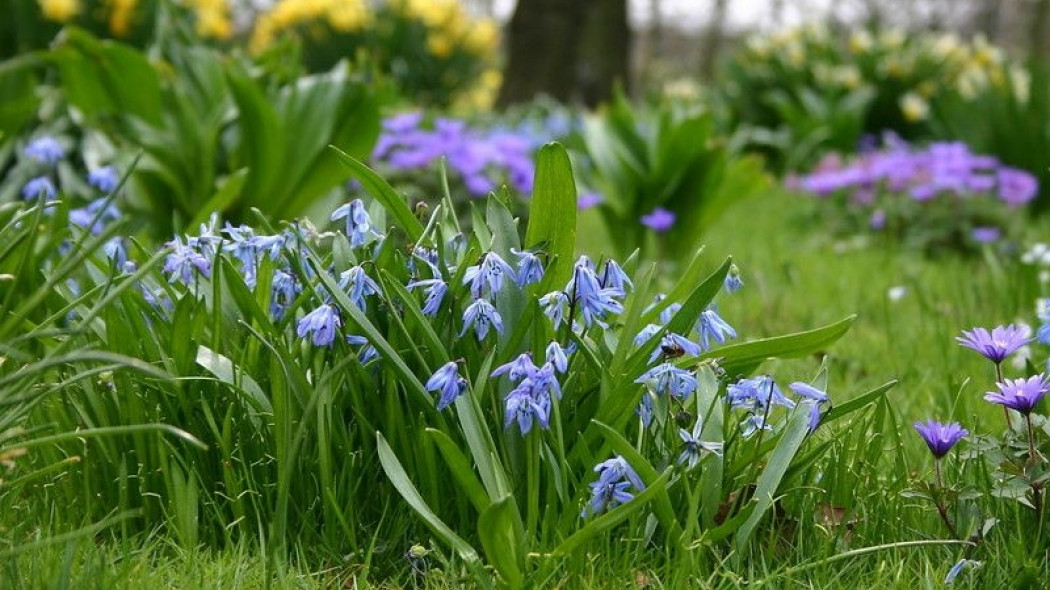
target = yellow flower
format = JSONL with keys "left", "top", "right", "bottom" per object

{"left": 848, "top": 30, "right": 873, "bottom": 54}
{"left": 326, "top": 0, "right": 372, "bottom": 33}
{"left": 427, "top": 32, "right": 453, "bottom": 59}
{"left": 900, "top": 92, "right": 929, "bottom": 122}
{"left": 463, "top": 18, "right": 498, "bottom": 54}
{"left": 108, "top": 0, "right": 139, "bottom": 37}
{"left": 38, "top": 0, "right": 79, "bottom": 22}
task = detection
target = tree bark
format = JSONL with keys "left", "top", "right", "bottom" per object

{"left": 498, "top": 0, "right": 630, "bottom": 108}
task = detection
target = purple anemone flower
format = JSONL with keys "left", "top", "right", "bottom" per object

{"left": 914, "top": 419, "right": 968, "bottom": 458}
{"left": 640, "top": 207, "right": 675, "bottom": 233}
{"left": 983, "top": 375, "right": 1050, "bottom": 415}
{"left": 956, "top": 325, "right": 1032, "bottom": 364}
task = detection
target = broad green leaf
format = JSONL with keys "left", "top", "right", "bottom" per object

{"left": 525, "top": 143, "right": 577, "bottom": 290}
{"left": 195, "top": 345, "right": 272, "bottom": 415}
{"left": 734, "top": 405, "right": 811, "bottom": 551}
{"left": 376, "top": 433, "right": 480, "bottom": 563}
{"left": 478, "top": 495, "right": 526, "bottom": 589}
{"left": 703, "top": 315, "right": 856, "bottom": 376}
{"left": 425, "top": 428, "right": 491, "bottom": 513}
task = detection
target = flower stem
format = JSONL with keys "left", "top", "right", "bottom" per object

{"left": 995, "top": 362, "right": 1014, "bottom": 431}
{"left": 933, "top": 458, "right": 960, "bottom": 539}
{"left": 1025, "top": 414, "right": 1044, "bottom": 528}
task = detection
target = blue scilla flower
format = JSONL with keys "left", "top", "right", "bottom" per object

{"left": 103, "top": 237, "right": 127, "bottom": 268}
{"left": 584, "top": 455, "right": 645, "bottom": 516}
{"left": 223, "top": 224, "right": 259, "bottom": 267}
{"left": 346, "top": 335, "right": 379, "bottom": 364}
{"left": 270, "top": 269, "right": 301, "bottom": 320}
{"left": 567, "top": 257, "right": 625, "bottom": 328}
{"left": 545, "top": 341, "right": 570, "bottom": 373}
{"left": 697, "top": 305, "right": 736, "bottom": 350}
{"left": 727, "top": 375, "right": 795, "bottom": 411}
{"left": 678, "top": 419, "right": 723, "bottom": 470}
{"left": 339, "top": 266, "right": 380, "bottom": 311}
{"left": 24, "top": 136, "right": 64, "bottom": 165}
{"left": 724, "top": 265, "right": 743, "bottom": 293}
{"left": 426, "top": 361, "right": 467, "bottom": 410}
{"left": 407, "top": 278, "right": 447, "bottom": 316}
{"left": 492, "top": 352, "right": 538, "bottom": 382}
{"left": 539, "top": 291, "right": 570, "bottom": 330}
{"left": 633, "top": 323, "right": 663, "bottom": 348}
{"left": 163, "top": 237, "right": 212, "bottom": 284}
{"left": 660, "top": 302, "right": 682, "bottom": 325}
{"left": 512, "top": 248, "right": 544, "bottom": 287}
{"left": 331, "top": 199, "right": 374, "bottom": 247}
{"left": 649, "top": 332, "right": 703, "bottom": 364}
{"left": 740, "top": 414, "right": 775, "bottom": 438}
{"left": 88, "top": 166, "right": 120, "bottom": 192}
{"left": 598, "top": 259, "right": 632, "bottom": 295}
{"left": 636, "top": 362, "right": 697, "bottom": 400}
{"left": 463, "top": 252, "right": 516, "bottom": 298}
{"left": 22, "top": 176, "right": 56, "bottom": 200}
{"left": 70, "top": 198, "right": 121, "bottom": 235}
{"left": 297, "top": 303, "right": 341, "bottom": 347}
{"left": 504, "top": 383, "right": 551, "bottom": 435}
{"left": 461, "top": 298, "right": 504, "bottom": 340}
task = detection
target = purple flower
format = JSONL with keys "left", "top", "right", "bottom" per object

{"left": 640, "top": 207, "right": 675, "bottom": 233}
{"left": 512, "top": 249, "right": 544, "bottom": 287}
{"left": 566, "top": 257, "right": 625, "bottom": 328}
{"left": 24, "top": 136, "right": 64, "bottom": 165}
{"left": 463, "top": 252, "right": 516, "bottom": 298}
{"left": 727, "top": 375, "right": 795, "bottom": 411}
{"left": 636, "top": 362, "right": 697, "bottom": 399}
{"left": 696, "top": 305, "right": 736, "bottom": 351}
{"left": 297, "top": 304, "right": 341, "bottom": 347}
{"left": 492, "top": 352, "right": 538, "bottom": 382}
{"left": 983, "top": 375, "right": 1049, "bottom": 415}
{"left": 971, "top": 226, "right": 1001, "bottom": 244}
{"left": 504, "top": 385, "right": 551, "bottom": 434}
{"left": 426, "top": 361, "right": 468, "bottom": 411}
{"left": 723, "top": 265, "right": 743, "bottom": 293}
{"left": 598, "top": 259, "right": 632, "bottom": 295}
{"left": 913, "top": 419, "right": 968, "bottom": 458}
{"left": 577, "top": 192, "right": 603, "bottom": 210}
{"left": 957, "top": 325, "right": 1032, "bottom": 363}
{"left": 997, "top": 168, "right": 1038, "bottom": 206}
{"left": 545, "top": 341, "right": 570, "bottom": 373}
{"left": 788, "top": 382, "right": 829, "bottom": 403}
{"left": 539, "top": 290, "right": 570, "bottom": 330}
{"left": 678, "top": 419, "right": 723, "bottom": 470}
{"left": 163, "top": 236, "right": 212, "bottom": 284}
{"left": 338, "top": 266, "right": 380, "bottom": 311}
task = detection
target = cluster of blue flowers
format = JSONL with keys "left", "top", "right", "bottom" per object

{"left": 583, "top": 456, "right": 646, "bottom": 517}
{"left": 20, "top": 136, "right": 120, "bottom": 202}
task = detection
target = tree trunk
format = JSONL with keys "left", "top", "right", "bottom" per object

{"left": 576, "top": 0, "right": 631, "bottom": 106}
{"left": 497, "top": 0, "right": 588, "bottom": 106}
{"left": 699, "top": 0, "right": 729, "bottom": 79}
{"left": 498, "top": 0, "right": 630, "bottom": 108}
{"left": 1031, "top": 0, "right": 1050, "bottom": 58}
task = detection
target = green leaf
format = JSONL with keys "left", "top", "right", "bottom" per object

{"left": 330, "top": 146, "right": 424, "bottom": 241}
{"left": 703, "top": 315, "right": 856, "bottom": 376}
{"left": 734, "top": 405, "right": 812, "bottom": 551}
{"left": 525, "top": 143, "right": 577, "bottom": 290}
{"left": 195, "top": 345, "right": 272, "bottom": 415}
{"left": 425, "top": 428, "right": 491, "bottom": 513}
{"left": 478, "top": 495, "right": 526, "bottom": 589}
{"left": 823, "top": 380, "right": 897, "bottom": 423}
{"left": 376, "top": 433, "right": 480, "bottom": 563}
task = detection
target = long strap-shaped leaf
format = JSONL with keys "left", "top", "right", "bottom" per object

{"left": 329, "top": 146, "right": 425, "bottom": 241}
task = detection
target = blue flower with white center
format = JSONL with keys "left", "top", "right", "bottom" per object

{"left": 492, "top": 352, "right": 537, "bottom": 382}
{"left": 339, "top": 266, "right": 381, "bottom": 311}
{"left": 539, "top": 291, "right": 570, "bottom": 330}
{"left": 635, "top": 362, "right": 697, "bottom": 399}
{"left": 633, "top": 323, "right": 663, "bottom": 347}
{"left": 407, "top": 278, "right": 447, "bottom": 316}
{"left": 461, "top": 298, "right": 504, "bottom": 340}
{"left": 463, "top": 252, "right": 516, "bottom": 298}
{"left": 24, "top": 136, "right": 64, "bottom": 165}
{"left": 22, "top": 176, "right": 56, "bottom": 200}
{"left": 330, "top": 199, "right": 374, "bottom": 247}
{"left": 649, "top": 332, "right": 702, "bottom": 363}
{"left": 270, "top": 269, "right": 301, "bottom": 319}
{"left": 504, "top": 384, "right": 551, "bottom": 435}
{"left": 512, "top": 248, "right": 544, "bottom": 287}
{"left": 598, "top": 259, "right": 632, "bottom": 295}
{"left": 297, "top": 303, "right": 341, "bottom": 347}
{"left": 88, "top": 166, "right": 120, "bottom": 192}
{"left": 724, "top": 265, "right": 743, "bottom": 293}
{"left": 697, "top": 305, "right": 736, "bottom": 350}
{"left": 163, "top": 237, "right": 212, "bottom": 284}
{"left": 425, "top": 361, "right": 467, "bottom": 410}
{"left": 545, "top": 341, "right": 570, "bottom": 373}
{"left": 727, "top": 375, "right": 795, "bottom": 411}
{"left": 678, "top": 419, "right": 723, "bottom": 470}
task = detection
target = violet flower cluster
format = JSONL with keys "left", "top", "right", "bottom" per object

{"left": 791, "top": 135, "right": 1038, "bottom": 246}
{"left": 373, "top": 113, "right": 538, "bottom": 197}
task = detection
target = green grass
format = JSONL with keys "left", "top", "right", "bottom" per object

{"left": 4, "top": 187, "right": 1049, "bottom": 588}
